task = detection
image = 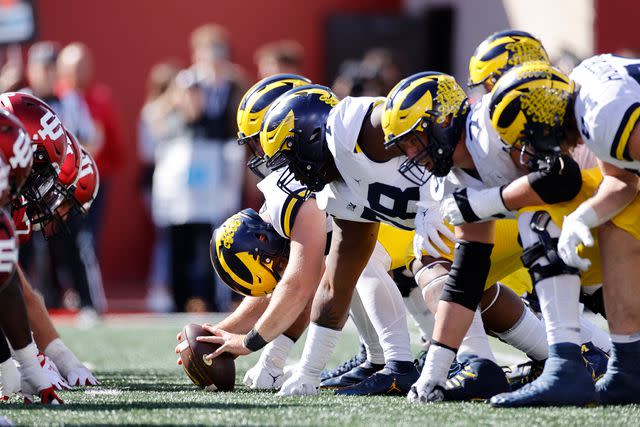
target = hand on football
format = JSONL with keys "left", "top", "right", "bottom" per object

{"left": 197, "top": 325, "right": 251, "bottom": 359}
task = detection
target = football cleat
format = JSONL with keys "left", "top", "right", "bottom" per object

{"left": 334, "top": 361, "right": 419, "bottom": 396}
{"left": 320, "top": 344, "right": 367, "bottom": 381}
{"left": 443, "top": 356, "right": 510, "bottom": 401}
{"left": 490, "top": 343, "right": 596, "bottom": 407}
{"left": 320, "top": 361, "right": 384, "bottom": 388}
{"left": 505, "top": 359, "right": 545, "bottom": 391}
{"left": 581, "top": 342, "right": 609, "bottom": 382}
{"left": 596, "top": 340, "right": 640, "bottom": 405}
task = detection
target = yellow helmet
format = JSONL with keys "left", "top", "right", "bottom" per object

{"left": 489, "top": 61, "right": 574, "bottom": 167}
{"left": 382, "top": 72, "right": 468, "bottom": 183}
{"left": 468, "top": 30, "right": 549, "bottom": 90}
{"left": 260, "top": 84, "right": 338, "bottom": 194}
{"left": 236, "top": 74, "right": 311, "bottom": 178}
{"left": 210, "top": 209, "right": 289, "bottom": 297}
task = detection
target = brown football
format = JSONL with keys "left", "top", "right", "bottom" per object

{"left": 177, "top": 323, "right": 235, "bottom": 391}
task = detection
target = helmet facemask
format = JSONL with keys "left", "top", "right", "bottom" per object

{"left": 238, "top": 133, "right": 270, "bottom": 179}
{"left": 391, "top": 102, "right": 468, "bottom": 185}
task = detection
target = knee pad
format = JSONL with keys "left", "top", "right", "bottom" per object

{"left": 528, "top": 155, "right": 582, "bottom": 204}
{"left": 441, "top": 240, "right": 494, "bottom": 311}
{"left": 520, "top": 211, "right": 579, "bottom": 285}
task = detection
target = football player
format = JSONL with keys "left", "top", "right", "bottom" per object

{"left": 0, "top": 108, "right": 63, "bottom": 404}
{"left": 0, "top": 94, "right": 99, "bottom": 400}
{"left": 485, "top": 55, "right": 640, "bottom": 405}
{"left": 381, "top": 64, "right": 601, "bottom": 406}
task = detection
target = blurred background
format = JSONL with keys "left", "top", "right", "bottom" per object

{"left": 0, "top": 0, "right": 636, "bottom": 315}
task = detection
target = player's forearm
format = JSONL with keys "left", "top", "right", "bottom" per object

{"left": 254, "top": 279, "right": 316, "bottom": 342}
{"left": 19, "top": 266, "right": 59, "bottom": 349}
{"left": 216, "top": 296, "right": 269, "bottom": 334}
{"left": 583, "top": 174, "right": 639, "bottom": 225}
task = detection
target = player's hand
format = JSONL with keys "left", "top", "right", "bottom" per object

{"left": 440, "top": 195, "right": 465, "bottom": 226}
{"left": 197, "top": 325, "right": 251, "bottom": 359}
{"left": 407, "top": 377, "right": 445, "bottom": 404}
{"left": 243, "top": 358, "right": 285, "bottom": 389}
{"left": 414, "top": 201, "right": 455, "bottom": 258}
{"left": 277, "top": 368, "right": 320, "bottom": 396}
{"left": 66, "top": 366, "right": 99, "bottom": 386}
{"left": 558, "top": 214, "right": 594, "bottom": 271}
{"left": 38, "top": 353, "right": 70, "bottom": 390}
{"left": 0, "top": 359, "right": 21, "bottom": 400}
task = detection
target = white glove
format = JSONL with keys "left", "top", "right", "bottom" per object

{"left": 558, "top": 205, "right": 598, "bottom": 271}
{"left": 243, "top": 359, "right": 285, "bottom": 390}
{"left": 0, "top": 358, "right": 21, "bottom": 399}
{"left": 414, "top": 201, "right": 456, "bottom": 258}
{"left": 37, "top": 352, "right": 70, "bottom": 390}
{"left": 407, "top": 345, "right": 454, "bottom": 404}
{"left": 65, "top": 365, "right": 99, "bottom": 387}
{"left": 277, "top": 367, "right": 320, "bottom": 396}
{"left": 440, "top": 186, "right": 510, "bottom": 226}
{"left": 243, "top": 335, "right": 293, "bottom": 389}
{"left": 44, "top": 338, "right": 99, "bottom": 386}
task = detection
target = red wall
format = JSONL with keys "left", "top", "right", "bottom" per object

{"left": 36, "top": 0, "right": 400, "bottom": 297}
{"left": 595, "top": 0, "right": 640, "bottom": 53}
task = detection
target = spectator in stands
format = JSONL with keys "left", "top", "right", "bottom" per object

{"left": 152, "top": 24, "right": 246, "bottom": 312}
{"left": 254, "top": 39, "right": 304, "bottom": 79}
{"left": 57, "top": 42, "right": 126, "bottom": 251}
{"left": 138, "top": 60, "right": 184, "bottom": 313}
{"left": 22, "top": 41, "right": 106, "bottom": 319}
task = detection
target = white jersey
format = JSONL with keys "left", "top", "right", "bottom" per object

{"left": 447, "top": 94, "right": 522, "bottom": 191}
{"left": 571, "top": 54, "right": 640, "bottom": 173}
{"left": 257, "top": 168, "right": 332, "bottom": 239}
{"left": 316, "top": 97, "right": 420, "bottom": 230}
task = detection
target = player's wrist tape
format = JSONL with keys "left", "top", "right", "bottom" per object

{"left": 244, "top": 328, "right": 268, "bottom": 352}
{"left": 452, "top": 186, "right": 508, "bottom": 223}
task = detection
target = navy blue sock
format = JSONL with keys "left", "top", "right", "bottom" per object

{"left": 385, "top": 360, "right": 415, "bottom": 374}
{"left": 609, "top": 340, "right": 640, "bottom": 372}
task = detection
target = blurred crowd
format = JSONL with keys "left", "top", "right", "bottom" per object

{"left": 0, "top": 40, "right": 124, "bottom": 322}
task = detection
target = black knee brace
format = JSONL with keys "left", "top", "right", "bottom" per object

{"left": 520, "top": 211, "right": 579, "bottom": 285}
{"left": 441, "top": 240, "right": 494, "bottom": 311}
{"left": 580, "top": 287, "right": 607, "bottom": 319}
{"left": 528, "top": 155, "right": 582, "bottom": 204}
{"left": 392, "top": 267, "right": 417, "bottom": 297}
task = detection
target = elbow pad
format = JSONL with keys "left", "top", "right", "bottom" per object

{"left": 528, "top": 155, "right": 582, "bottom": 204}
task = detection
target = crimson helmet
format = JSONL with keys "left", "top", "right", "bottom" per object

{"left": 0, "top": 109, "right": 33, "bottom": 195}
{"left": 0, "top": 92, "right": 66, "bottom": 170}
{"left": 58, "top": 129, "right": 82, "bottom": 186}
{"left": 69, "top": 146, "right": 99, "bottom": 212}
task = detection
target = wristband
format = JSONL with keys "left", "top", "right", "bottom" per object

{"left": 244, "top": 328, "right": 268, "bottom": 352}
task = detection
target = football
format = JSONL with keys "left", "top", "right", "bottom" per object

{"left": 177, "top": 323, "right": 235, "bottom": 391}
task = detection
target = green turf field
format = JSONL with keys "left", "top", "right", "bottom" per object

{"left": 2, "top": 314, "right": 639, "bottom": 426}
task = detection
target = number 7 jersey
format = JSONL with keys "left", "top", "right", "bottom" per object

{"left": 571, "top": 54, "right": 640, "bottom": 173}
{"left": 316, "top": 96, "right": 420, "bottom": 230}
